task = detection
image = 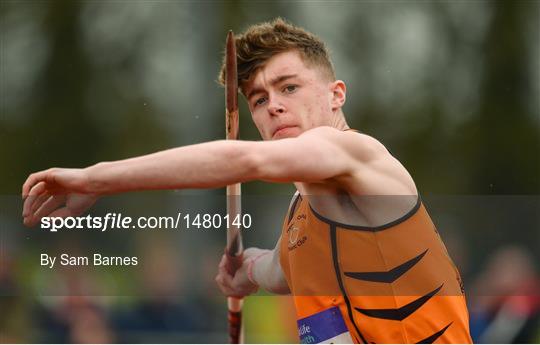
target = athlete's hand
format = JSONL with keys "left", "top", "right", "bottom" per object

{"left": 22, "top": 168, "right": 98, "bottom": 227}
{"left": 215, "top": 247, "right": 268, "bottom": 298}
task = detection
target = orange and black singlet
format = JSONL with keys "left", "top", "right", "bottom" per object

{"left": 279, "top": 194, "right": 472, "bottom": 344}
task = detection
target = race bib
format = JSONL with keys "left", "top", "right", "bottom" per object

{"left": 297, "top": 306, "right": 354, "bottom": 344}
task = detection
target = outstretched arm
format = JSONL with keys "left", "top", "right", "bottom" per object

{"left": 23, "top": 126, "right": 409, "bottom": 225}
{"left": 23, "top": 126, "right": 381, "bottom": 195}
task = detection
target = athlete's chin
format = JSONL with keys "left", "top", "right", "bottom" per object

{"left": 272, "top": 127, "right": 301, "bottom": 140}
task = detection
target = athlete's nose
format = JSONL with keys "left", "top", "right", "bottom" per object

{"left": 267, "top": 97, "right": 286, "bottom": 116}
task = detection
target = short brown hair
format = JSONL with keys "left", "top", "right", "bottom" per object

{"left": 218, "top": 18, "right": 336, "bottom": 94}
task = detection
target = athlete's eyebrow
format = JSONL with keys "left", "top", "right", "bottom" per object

{"left": 247, "top": 74, "right": 299, "bottom": 100}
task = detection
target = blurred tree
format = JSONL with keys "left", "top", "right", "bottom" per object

{"left": 463, "top": 0, "right": 539, "bottom": 194}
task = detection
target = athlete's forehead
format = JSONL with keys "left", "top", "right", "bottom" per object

{"left": 244, "top": 51, "right": 317, "bottom": 98}
{"left": 257, "top": 51, "right": 308, "bottom": 77}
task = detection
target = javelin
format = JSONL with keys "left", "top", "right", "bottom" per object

{"left": 225, "top": 30, "right": 244, "bottom": 344}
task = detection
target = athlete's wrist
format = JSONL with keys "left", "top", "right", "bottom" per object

{"left": 84, "top": 163, "right": 110, "bottom": 195}
{"left": 247, "top": 251, "right": 271, "bottom": 286}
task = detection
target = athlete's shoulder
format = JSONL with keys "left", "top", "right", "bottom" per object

{"left": 301, "top": 126, "right": 390, "bottom": 163}
{"left": 310, "top": 127, "right": 416, "bottom": 196}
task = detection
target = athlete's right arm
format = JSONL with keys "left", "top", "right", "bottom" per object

{"left": 250, "top": 236, "right": 290, "bottom": 295}
{"left": 215, "top": 236, "right": 290, "bottom": 297}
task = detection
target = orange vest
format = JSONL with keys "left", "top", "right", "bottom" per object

{"left": 280, "top": 194, "right": 472, "bottom": 344}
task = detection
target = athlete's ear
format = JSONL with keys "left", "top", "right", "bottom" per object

{"left": 329, "top": 80, "right": 346, "bottom": 111}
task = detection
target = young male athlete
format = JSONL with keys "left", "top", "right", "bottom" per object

{"left": 22, "top": 19, "right": 471, "bottom": 343}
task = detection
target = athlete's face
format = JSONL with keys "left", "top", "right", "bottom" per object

{"left": 244, "top": 51, "right": 344, "bottom": 140}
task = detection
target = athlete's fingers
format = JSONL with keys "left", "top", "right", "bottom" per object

{"left": 22, "top": 173, "right": 38, "bottom": 199}
{"left": 219, "top": 254, "right": 227, "bottom": 269}
{"left": 48, "top": 207, "right": 77, "bottom": 219}
{"left": 216, "top": 267, "right": 228, "bottom": 285}
{"left": 215, "top": 273, "right": 224, "bottom": 287}
{"left": 215, "top": 274, "right": 235, "bottom": 297}
{"left": 31, "top": 193, "right": 52, "bottom": 214}
{"left": 215, "top": 273, "right": 229, "bottom": 294}
{"left": 22, "top": 170, "right": 51, "bottom": 199}
{"left": 34, "top": 195, "right": 66, "bottom": 220}
{"left": 220, "top": 268, "right": 234, "bottom": 287}
{"left": 216, "top": 254, "right": 243, "bottom": 297}
{"left": 216, "top": 270, "right": 245, "bottom": 297}
{"left": 23, "top": 195, "right": 61, "bottom": 226}
{"left": 25, "top": 193, "right": 53, "bottom": 227}
{"left": 216, "top": 263, "right": 234, "bottom": 286}
{"left": 23, "top": 206, "right": 70, "bottom": 228}
{"left": 23, "top": 214, "right": 41, "bottom": 228}
{"left": 23, "top": 182, "right": 46, "bottom": 218}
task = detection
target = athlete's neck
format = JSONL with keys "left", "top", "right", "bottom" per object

{"left": 330, "top": 110, "right": 350, "bottom": 131}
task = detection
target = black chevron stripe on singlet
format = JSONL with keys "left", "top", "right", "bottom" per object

{"left": 415, "top": 322, "right": 453, "bottom": 344}
{"left": 344, "top": 249, "right": 428, "bottom": 283}
{"left": 355, "top": 284, "right": 444, "bottom": 321}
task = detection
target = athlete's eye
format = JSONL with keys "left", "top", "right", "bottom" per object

{"left": 283, "top": 85, "right": 298, "bottom": 93}
{"left": 254, "top": 97, "right": 267, "bottom": 107}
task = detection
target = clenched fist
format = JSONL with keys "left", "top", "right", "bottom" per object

{"left": 215, "top": 247, "right": 271, "bottom": 298}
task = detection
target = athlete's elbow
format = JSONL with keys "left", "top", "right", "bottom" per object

{"left": 231, "top": 145, "right": 265, "bottom": 182}
{"left": 243, "top": 149, "right": 277, "bottom": 182}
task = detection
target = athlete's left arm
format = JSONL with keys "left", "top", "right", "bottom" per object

{"left": 249, "top": 126, "right": 416, "bottom": 194}
{"left": 22, "top": 126, "right": 414, "bottom": 224}
{"left": 250, "top": 127, "right": 364, "bottom": 182}
{"left": 247, "top": 126, "right": 376, "bottom": 183}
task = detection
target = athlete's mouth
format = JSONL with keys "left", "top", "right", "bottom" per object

{"left": 273, "top": 125, "right": 296, "bottom": 138}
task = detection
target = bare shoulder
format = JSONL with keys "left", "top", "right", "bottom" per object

{"left": 300, "top": 126, "right": 388, "bottom": 159}
{"left": 302, "top": 126, "right": 417, "bottom": 196}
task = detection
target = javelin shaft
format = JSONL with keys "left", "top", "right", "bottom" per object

{"left": 225, "top": 30, "right": 244, "bottom": 345}
{"left": 225, "top": 30, "right": 241, "bottom": 257}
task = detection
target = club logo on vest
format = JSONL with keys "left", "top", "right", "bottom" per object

{"left": 289, "top": 225, "right": 300, "bottom": 245}
{"left": 287, "top": 219, "right": 308, "bottom": 251}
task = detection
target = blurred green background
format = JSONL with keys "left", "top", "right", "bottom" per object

{"left": 1, "top": 0, "right": 539, "bottom": 343}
